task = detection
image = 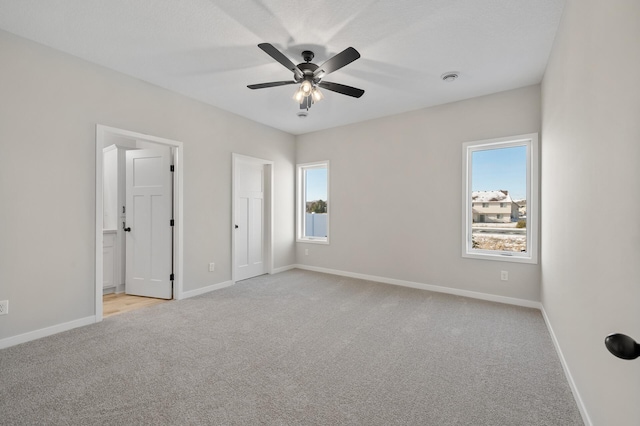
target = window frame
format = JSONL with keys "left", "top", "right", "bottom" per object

{"left": 296, "top": 160, "right": 330, "bottom": 244}
{"left": 461, "top": 133, "right": 538, "bottom": 264}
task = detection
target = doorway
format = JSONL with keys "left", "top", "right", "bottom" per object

{"left": 232, "top": 154, "right": 274, "bottom": 282}
{"left": 95, "top": 125, "right": 184, "bottom": 322}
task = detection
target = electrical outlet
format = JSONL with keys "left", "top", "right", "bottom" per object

{"left": 0, "top": 300, "right": 8, "bottom": 315}
{"left": 305, "top": 249, "right": 309, "bottom": 256}
{"left": 501, "top": 271, "right": 508, "bottom": 281}
{"left": 209, "top": 263, "right": 215, "bottom": 272}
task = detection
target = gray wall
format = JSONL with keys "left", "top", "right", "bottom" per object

{"left": 541, "top": 0, "right": 640, "bottom": 424}
{"left": 296, "top": 85, "right": 541, "bottom": 302}
{"left": 0, "top": 30, "right": 296, "bottom": 340}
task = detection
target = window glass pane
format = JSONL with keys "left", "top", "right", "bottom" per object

{"left": 304, "top": 166, "right": 327, "bottom": 238}
{"left": 471, "top": 145, "right": 527, "bottom": 253}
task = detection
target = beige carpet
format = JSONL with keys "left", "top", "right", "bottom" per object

{"left": 0, "top": 269, "right": 583, "bottom": 425}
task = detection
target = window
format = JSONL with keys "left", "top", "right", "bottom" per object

{"left": 297, "top": 161, "right": 329, "bottom": 243}
{"left": 462, "top": 133, "right": 538, "bottom": 263}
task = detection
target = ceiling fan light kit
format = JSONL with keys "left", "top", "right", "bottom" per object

{"left": 248, "top": 43, "right": 365, "bottom": 112}
{"left": 300, "top": 80, "right": 313, "bottom": 95}
{"left": 311, "top": 87, "right": 324, "bottom": 102}
{"left": 292, "top": 89, "right": 305, "bottom": 103}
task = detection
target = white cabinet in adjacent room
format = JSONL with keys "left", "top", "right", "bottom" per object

{"left": 103, "top": 144, "right": 127, "bottom": 292}
{"left": 103, "top": 231, "right": 117, "bottom": 291}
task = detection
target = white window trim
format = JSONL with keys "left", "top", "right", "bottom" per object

{"left": 297, "top": 160, "right": 330, "bottom": 244}
{"left": 462, "top": 133, "right": 538, "bottom": 264}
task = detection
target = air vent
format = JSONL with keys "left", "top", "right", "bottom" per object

{"left": 441, "top": 72, "right": 459, "bottom": 82}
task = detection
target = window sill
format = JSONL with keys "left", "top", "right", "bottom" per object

{"left": 462, "top": 250, "right": 537, "bottom": 264}
{"left": 297, "top": 238, "right": 329, "bottom": 245}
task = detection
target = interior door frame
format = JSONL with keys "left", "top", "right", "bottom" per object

{"left": 95, "top": 125, "right": 184, "bottom": 322}
{"left": 231, "top": 153, "right": 274, "bottom": 283}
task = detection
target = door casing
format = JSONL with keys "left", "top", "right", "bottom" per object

{"left": 232, "top": 153, "right": 274, "bottom": 283}
{"left": 95, "top": 125, "right": 184, "bottom": 322}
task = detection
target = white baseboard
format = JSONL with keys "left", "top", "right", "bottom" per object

{"left": 0, "top": 316, "right": 96, "bottom": 350}
{"left": 540, "top": 306, "right": 592, "bottom": 426}
{"left": 292, "top": 264, "right": 541, "bottom": 309}
{"left": 179, "top": 280, "right": 234, "bottom": 300}
{"left": 272, "top": 264, "right": 297, "bottom": 274}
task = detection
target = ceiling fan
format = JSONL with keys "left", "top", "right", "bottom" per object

{"left": 248, "top": 43, "right": 365, "bottom": 111}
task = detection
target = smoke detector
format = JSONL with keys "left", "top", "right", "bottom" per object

{"left": 441, "top": 72, "right": 459, "bottom": 82}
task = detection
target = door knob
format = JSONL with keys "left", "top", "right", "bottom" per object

{"left": 123, "top": 222, "right": 131, "bottom": 232}
{"left": 605, "top": 333, "right": 640, "bottom": 360}
{"left": 235, "top": 224, "right": 239, "bottom": 229}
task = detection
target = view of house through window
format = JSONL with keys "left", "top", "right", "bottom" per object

{"left": 297, "top": 162, "right": 329, "bottom": 242}
{"left": 462, "top": 134, "right": 538, "bottom": 263}
{"left": 471, "top": 145, "right": 527, "bottom": 252}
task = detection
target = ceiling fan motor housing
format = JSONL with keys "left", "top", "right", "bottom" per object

{"left": 296, "top": 61, "right": 320, "bottom": 83}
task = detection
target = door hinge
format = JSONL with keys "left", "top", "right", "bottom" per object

{"left": 170, "top": 219, "right": 174, "bottom": 226}
{"left": 170, "top": 273, "right": 175, "bottom": 281}
{"left": 170, "top": 165, "right": 175, "bottom": 172}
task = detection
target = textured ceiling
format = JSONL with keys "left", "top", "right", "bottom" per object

{"left": 0, "top": 0, "right": 565, "bottom": 135}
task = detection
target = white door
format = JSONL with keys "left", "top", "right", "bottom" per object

{"left": 125, "top": 148, "right": 173, "bottom": 299}
{"left": 235, "top": 160, "right": 265, "bottom": 281}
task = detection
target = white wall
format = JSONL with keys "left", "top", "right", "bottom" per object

{"left": 0, "top": 30, "right": 296, "bottom": 341}
{"left": 541, "top": 0, "right": 640, "bottom": 424}
{"left": 296, "top": 85, "right": 541, "bottom": 301}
